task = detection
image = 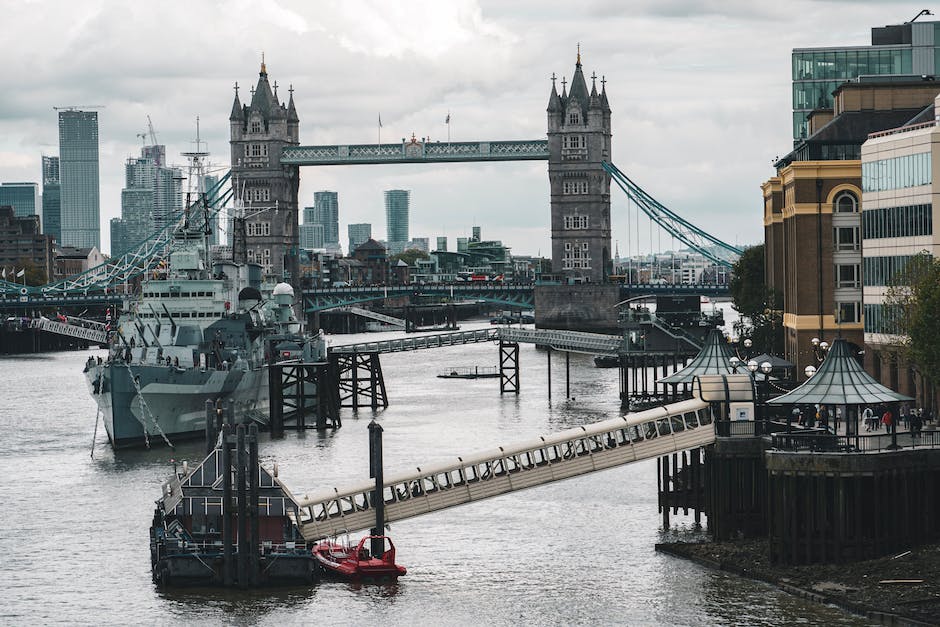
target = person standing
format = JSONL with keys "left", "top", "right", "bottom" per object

{"left": 862, "top": 406, "right": 874, "bottom": 432}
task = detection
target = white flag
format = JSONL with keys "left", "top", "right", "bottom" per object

{"left": 16, "top": 269, "right": 25, "bottom": 278}
{"left": 1, "top": 268, "right": 5, "bottom": 280}
{"left": 378, "top": 113, "right": 383, "bottom": 128}
{"left": 445, "top": 113, "right": 450, "bottom": 124}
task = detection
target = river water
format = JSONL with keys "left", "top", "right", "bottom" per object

{"left": 0, "top": 320, "right": 873, "bottom": 625}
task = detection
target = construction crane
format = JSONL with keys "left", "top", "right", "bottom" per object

{"left": 146, "top": 115, "right": 158, "bottom": 146}
{"left": 136, "top": 133, "right": 147, "bottom": 146}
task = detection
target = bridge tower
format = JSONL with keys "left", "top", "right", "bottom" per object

{"left": 547, "top": 49, "right": 612, "bottom": 283}
{"left": 229, "top": 60, "right": 300, "bottom": 285}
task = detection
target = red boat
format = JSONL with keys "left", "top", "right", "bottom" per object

{"left": 312, "top": 535, "right": 407, "bottom": 582}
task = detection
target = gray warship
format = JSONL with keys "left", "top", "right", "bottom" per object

{"left": 84, "top": 226, "right": 323, "bottom": 449}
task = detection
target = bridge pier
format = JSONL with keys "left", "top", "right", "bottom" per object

{"left": 330, "top": 351, "right": 388, "bottom": 410}
{"left": 269, "top": 362, "right": 341, "bottom": 433}
{"left": 498, "top": 341, "right": 519, "bottom": 395}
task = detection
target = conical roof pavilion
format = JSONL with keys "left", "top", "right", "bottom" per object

{"left": 657, "top": 328, "right": 734, "bottom": 385}
{"left": 767, "top": 338, "right": 912, "bottom": 406}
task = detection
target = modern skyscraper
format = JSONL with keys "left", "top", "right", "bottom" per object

{"left": 547, "top": 52, "right": 612, "bottom": 283}
{"left": 384, "top": 189, "right": 410, "bottom": 254}
{"left": 111, "top": 147, "right": 182, "bottom": 258}
{"left": 300, "top": 206, "right": 325, "bottom": 249}
{"left": 348, "top": 223, "right": 372, "bottom": 254}
{"left": 436, "top": 236, "right": 447, "bottom": 252}
{"left": 0, "top": 182, "right": 39, "bottom": 218}
{"left": 58, "top": 109, "right": 100, "bottom": 249}
{"left": 41, "top": 156, "right": 61, "bottom": 243}
{"left": 313, "top": 191, "right": 339, "bottom": 245}
{"left": 792, "top": 19, "right": 940, "bottom": 142}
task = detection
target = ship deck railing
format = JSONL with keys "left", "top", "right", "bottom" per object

{"left": 156, "top": 537, "right": 310, "bottom": 556}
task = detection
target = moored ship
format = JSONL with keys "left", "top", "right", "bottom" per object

{"left": 84, "top": 224, "right": 323, "bottom": 449}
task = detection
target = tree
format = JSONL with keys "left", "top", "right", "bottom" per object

{"left": 14, "top": 257, "right": 47, "bottom": 286}
{"left": 885, "top": 252, "right": 940, "bottom": 385}
{"left": 728, "top": 244, "right": 783, "bottom": 355}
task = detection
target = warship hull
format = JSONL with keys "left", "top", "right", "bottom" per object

{"left": 86, "top": 362, "right": 268, "bottom": 449}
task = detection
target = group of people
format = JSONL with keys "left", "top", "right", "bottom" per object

{"left": 862, "top": 405, "right": 931, "bottom": 435}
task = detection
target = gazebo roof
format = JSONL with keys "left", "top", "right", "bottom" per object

{"left": 657, "top": 328, "right": 734, "bottom": 385}
{"left": 749, "top": 353, "right": 794, "bottom": 369}
{"left": 767, "top": 338, "right": 913, "bottom": 406}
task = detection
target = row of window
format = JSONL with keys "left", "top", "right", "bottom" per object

{"left": 562, "top": 180, "right": 589, "bottom": 195}
{"left": 138, "top": 311, "right": 221, "bottom": 319}
{"left": 142, "top": 291, "right": 216, "bottom": 299}
{"left": 861, "top": 153, "right": 931, "bottom": 192}
{"left": 792, "top": 48, "right": 911, "bottom": 83}
{"left": 836, "top": 301, "right": 860, "bottom": 324}
{"left": 246, "top": 222, "right": 271, "bottom": 237}
{"left": 834, "top": 226, "right": 859, "bottom": 251}
{"left": 862, "top": 203, "right": 933, "bottom": 240}
{"left": 244, "top": 188, "right": 270, "bottom": 203}
{"left": 862, "top": 255, "right": 915, "bottom": 287}
{"left": 563, "top": 215, "right": 589, "bottom": 229}
{"left": 864, "top": 303, "right": 904, "bottom": 335}
{"left": 562, "top": 135, "right": 585, "bottom": 150}
{"left": 563, "top": 242, "right": 590, "bottom": 269}
{"left": 244, "top": 143, "right": 269, "bottom": 158}
{"left": 246, "top": 249, "right": 272, "bottom": 262}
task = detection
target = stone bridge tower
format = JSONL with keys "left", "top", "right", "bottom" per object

{"left": 229, "top": 60, "right": 300, "bottom": 285}
{"left": 547, "top": 50, "right": 612, "bottom": 283}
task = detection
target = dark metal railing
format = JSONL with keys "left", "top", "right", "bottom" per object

{"left": 770, "top": 430, "right": 940, "bottom": 453}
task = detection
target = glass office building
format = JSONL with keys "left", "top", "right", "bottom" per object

{"left": 0, "top": 182, "right": 39, "bottom": 218}
{"left": 313, "top": 191, "right": 339, "bottom": 245}
{"left": 58, "top": 110, "right": 100, "bottom": 248}
{"left": 41, "top": 156, "right": 61, "bottom": 243}
{"left": 384, "top": 189, "right": 410, "bottom": 254}
{"left": 792, "top": 20, "right": 940, "bottom": 141}
{"left": 348, "top": 223, "right": 372, "bottom": 254}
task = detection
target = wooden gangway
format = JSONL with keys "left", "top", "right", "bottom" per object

{"left": 295, "top": 396, "right": 726, "bottom": 541}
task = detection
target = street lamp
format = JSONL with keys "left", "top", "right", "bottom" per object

{"left": 804, "top": 365, "right": 817, "bottom": 378}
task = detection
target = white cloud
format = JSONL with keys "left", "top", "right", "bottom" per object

{"left": 0, "top": 0, "right": 932, "bottom": 256}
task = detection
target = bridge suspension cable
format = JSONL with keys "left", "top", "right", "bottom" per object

{"left": 1, "top": 172, "right": 231, "bottom": 297}
{"left": 603, "top": 162, "right": 743, "bottom": 268}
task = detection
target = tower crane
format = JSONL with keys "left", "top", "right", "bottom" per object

{"left": 147, "top": 115, "right": 159, "bottom": 146}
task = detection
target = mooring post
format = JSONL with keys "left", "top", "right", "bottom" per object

{"left": 546, "top": 346, "right": 552, "bottom": 402}
{"left": 235, "top": 424, "right": 248, "bottom": 588}
{"left": 369, "top": 420, "right": 385, "bottom": 559}
{"left": 269, "top": 364, "right": 283, "bottom": 438}
{"left": 204, "top": 400, "right": 216, "bottom": 455}
{"left": 565, "top": 351, "right": 571, "bottom": 399}
{"left": 248, "top": 424, "right": 260, "bottom": 586}
{"left": 221, "top": 421, "right": 234, "bottom": 587}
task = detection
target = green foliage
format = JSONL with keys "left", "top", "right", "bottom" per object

{"left": 389, "top": 250, "right": 430, "bottom": 267}
{"left": 729, "top": 244, "right": 783, "bottom": 355}
{"left": 729, "top": 245, "right": 767, "bottom": 318}
{"left": 886, "top": 252, "right": 940, "bottom": 384}
{"left": 13, "top": 258, "right": 46, "bottom": 286}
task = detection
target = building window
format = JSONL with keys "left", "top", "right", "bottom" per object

{"left": 834, "top": 191, "right": 858, "bottom": 213}
{"left": 836, "top": 302, "right": 860, "bottom": 324}
{"left": 567, "top": 111, "right": 580, "bottom": 125}
{"left": 861, "top": 152, "right": 931, "bottom": 192}
{"left": 250, "top": 120, "right": 262, "bottom": 133}
{"left": 562, "top": 242, "right": 590, "bottom": 270}
{"left": 247, "top": 249, "right": 255, "bottom": 262}
{"left": 833, "top": 226, "right": 859, "bottom": 251}
{"left": 563, "top": 214, "right": 589, "bottom": 230}
{"left": 835, "top": 263, "right": 860, "bottom": 288}
{"left": 246, "top": 188, "right": 270, "bottom": 203}
{"left": 563, "top": 180, "right": 589, "bottom": 195}
{"left": 562, "top": 135, "right": 585, "bottom": 150}
{"left": 862, "top": 203, "right": 933, "bottom": 239}
{"left": 245, "top": 143, "right": 268, "bottom": 158}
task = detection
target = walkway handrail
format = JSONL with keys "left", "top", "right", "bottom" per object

{"left": 295, "top": 397, "right": 716, "bottom": 541}
{"left": 330, "top": 328, "right": 498, "bottom": 354}
{"left": 496, "top": 327, "right": 624, "bottom": 355}
{"left": 771, "top": 430, "right": 940, "bottom": 453}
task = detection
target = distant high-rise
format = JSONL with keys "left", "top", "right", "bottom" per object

{"left": 111, "top": 146, "right": 183, "bottom": 258}
{"left": 203, "top": 174, "right": 220, "bottom": 245}
{"left": 471, "top": 226, "right": 481, "bottom": 242}
{"left": 384, "top": 189, "right": 410, "bottom": 254}
{"left": 436, "top": 236, "right": 447, "bottom": 252}
{"left": 300, "top": 206, "right": 325, "bottom": 249}
{"left": 0, "top": 182, "right": 39, "bottom": 218}
{"left": 348, "top": 223, "right": 372, "bottom": 254}
{"left": 313, "top": 191, "right": 339, "bottom": 245}
{"left": 41, "top": 156, "right": 61, "bottom": 243}
{"left": 58, "top": 110, "right": 100, "bottom": 249}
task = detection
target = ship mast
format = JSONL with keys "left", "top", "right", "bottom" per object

{"left": 181, "top": 117, "right": 212, "bottom": 275}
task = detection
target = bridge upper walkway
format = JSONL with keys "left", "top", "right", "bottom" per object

{"left": 295, "top": 396, "right": 720, "bottom": 541}
{"left": 329, "top": 326, "right": 631, "bottom": 356}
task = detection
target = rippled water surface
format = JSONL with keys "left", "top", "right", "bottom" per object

{"left": 0, "top": 320, "right": 873, "bottom": 625}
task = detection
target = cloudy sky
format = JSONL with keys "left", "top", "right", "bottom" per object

{"left": 0, "top": 0, "right": 930, "bottom": 256}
